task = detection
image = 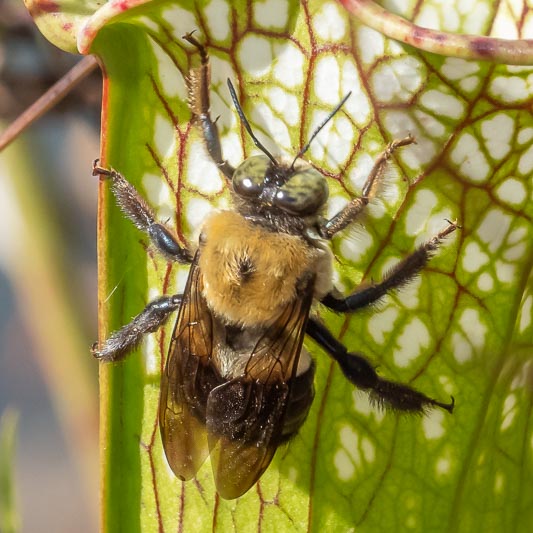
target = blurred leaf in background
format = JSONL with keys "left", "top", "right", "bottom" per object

{"left": 0, "top": 408, "right": 19, "bottom": 533}
{"left": 0, "top": 0, "right": 100, "bottom": 531}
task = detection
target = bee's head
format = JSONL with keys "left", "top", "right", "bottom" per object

{"left": 227, "top": 79, "right": 350, "bottom": 218}
{"left": 232, "top": 155, "right": 328, "bottom": 216}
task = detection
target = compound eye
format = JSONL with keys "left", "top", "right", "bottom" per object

{"left": 273, "top": 167, "right": 328, "bottom": 215}
{"left": 232, "top": 155, "right": 270, "bottom": 198}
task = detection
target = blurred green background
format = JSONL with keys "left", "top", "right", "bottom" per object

{"left": 0, "top": 1, "right": 101, "bottom": 530}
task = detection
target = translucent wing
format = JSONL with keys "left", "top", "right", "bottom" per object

{"left": 159, "top": 253, "right": 217, "bottom": 480}
{"left": 159, "top": 250, "right": 314, "bottom": 498}
{"left": 206, "top": 278, "right": 315, "bottom": 499}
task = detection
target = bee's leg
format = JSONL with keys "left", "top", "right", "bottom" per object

{"left": 93, "top": 294, "right": 182, "bottom": 362}
{"left": 93, "top": 163, "right": 193, "bottom": 263}
{"left": 306, "top": 317, "right": 454, "bottom": 413}
{"left": 322, "top": 220, "right": 458, "bottom": 312}
{"left": 183, "top": 32, "right": 235, "bottom": 180}
{"left": 319, "top": 135, "right": 415, "bottom": 239}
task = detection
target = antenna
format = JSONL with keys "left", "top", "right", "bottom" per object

{"left": 227, "top": 79, "right": 278, "bottom": 166}
{"left": 290, "top": 92, "right": 351, "bottom": 170}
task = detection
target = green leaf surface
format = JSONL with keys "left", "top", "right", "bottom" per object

{"left": 28, "top": 0, "right": 533, "bottom": 531}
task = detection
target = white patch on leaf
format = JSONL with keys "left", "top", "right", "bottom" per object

{"left": 504, "top": 242, "right": 527, "bottom": 261}
{"left": 477, "top": 272, "right": 494, "bottom": 292}
{"left": 335, "top": 424, "right": 376, "bottom": 481}
{"left": 165, "top": 7, "right": 198, "bottom": 42}
{"left": 460, "top": 308, "right": 487, "bottom": 349}
{"left": 492, "top": 8, "right": 519, "bottom": 40}
{"left": 519, "top": 295, "right": 532, "bottom": 333}
{"left": 440, "top": 57, "right": 480, "bottom": 81}
{"left": 209, "top": 55, "right": 236, "bottom": 90}
{"left": 404, "top": 189, "right": 437, "bottom": 235}
{"left": 422, "top": 410, "right": 445, "bottom": 440}
{"left": 452, "top": 307, "right": 486, "bottom": 364}
{"left": 461, "top": 241, "right": 489, "bottom": 273}
{"left": 451, "top": 331, "right": 472, "bottom": 363}
{"left": 138, "top": 16, "right": 159, "bottom": 32}
{"left": 460, "top": 76, "right": 480, "bottom": 92}
{"left": 393, "top": 317, "right": 430, "bottom": 368}
{"left": 314, "top": 55, "right": 341, "bottom": 105}
{"left": 362, "top": 437, "right": 375, "bottom": 463}
{"left": 494, "top": 472, "right": 505, "bottom": 495}
{"left": 367, "top": 306, "right": 399, "bottom": 344}
{"left": 490, "top": 76, "right": 529, "bottom": 102}
{"left": 143, "top": 334, "right": 158, "bottom": 375}
{"left": 342, "top": 60, "right": 371, "bottom": 127}
{"left": 187, "top": 141, "right": 224, "bottom": 194}
{"left": 348, "top": 148, "right": 401, "bottom": 208}
{"left": 204, "top": 0, "right": 231, "bottom": 40}
{"left": 404, "top": 189, "right": 452, "bottom": 240}
{"left": 329, "top": 115, "right": 355, "bottom": 164}
{"left": 312, "top": 2, "right": 346, "bottom": 40}
{"left": 480, "top": 114, "right": 514, "bottom": 161}
{"left": 509, "top": 225, "right": 527, "bottom": 244}
{"left": 251, "top": 102, "right": 291, "bottom": 153}
{"left": 500, "top": 393, "right": 517, "bottom": 431}
{"left": 518, "top": 127, "right": 533, "bottom": 144}
{"left": 287, "top": 466, "right": 297, "bottom": 482}
{"left": 512, "top": 361, "right": 533, "bottom": 390}
{"left": 518, "top": 144, "right": 533, "bottom": 175}
{"left": 334, "top": 449, "right": 354, "bottom": 481}
{"left": 495, "top": 177, "right": 527, "bottom": 206}
{"left": 466, "top": 3, "right": 492, "bottom": 34}
{"left": 175, "top": 267, "right": 190, "bottom": 294}
{"left": 352, "top": 391, "right": 386, "bottom": 423}
{"left": 495, "top": 260, "right": 515, "bottom": 284}
{"left": 153, "top": 113, "right": 176, "bottom": 159}
{"left": 339, "top": 224, "right": 374, "bottom": 262}
{"left": 326, "top": 194, "right": 348, "bottom": 220}
{"left": 450, "top": 133, "right": 490, "bottom": 183}
{"left": 476, "top": 208, "right": 511, "bottom": 252}
{"left": 238, "top": 34, "right": 273, "bottom": 77}
{"left": 273, "top": 42, "right": 304, "bottom": 88}
{"left": 348, "top": 152, "right": 378, "bottom": 192}
{"left": 435, "top": 453, "right": 452, "bottom": 477}
{"left": 150, "top": 40, "right": 186, "bottom": 99}
{"left": 443, "top": 9, "right": 459, "bottom": 32}
{"left": 340, "top": 425, "right": 359, "bottom": 457}
{"left": 308, "top": 108, "right": 354, "bottom": 167}
{"left": 371, "top": 56, "right": 424, "bottom": 103}
{"left": 357, "top": 26, "right": 385, "bottom": 65}
{"left": 413, "top": 110, "right": 446, "bottom": 138}
{"left": 416, "top": 5, "right": 440, "bottom": 31}
{"left": 254, "top": 0, "right": 289, "bottom": 28}
{"left": 143, "top": 173, "right": 174, "bottom": 224}
{"left": 382, "top": 112, "right": 436, "bottom": 167}
{"left": 524, "top": 11, "right": 533, "bottom": 35}
{"left": 220, "top": 131, "right": 244, "bottom": 168}
{"left": 185, "top": 198, "right": 213, "bottom": 229}
{"left": 266, "top": 87, "right": 299, "bottom": 126}
{"left": 392, "top": 276, "right": 422, "bottom": 311}
{"left": 420, "top": 90, "right": 465, "bottom": 120}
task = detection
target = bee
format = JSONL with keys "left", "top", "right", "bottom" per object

{"left": 92, "top": 33, "right": 457, "bottom": 499}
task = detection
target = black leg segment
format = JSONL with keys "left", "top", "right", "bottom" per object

{"left": 322, "top": 220, "right": 458, "bottom": 312}
{"left": 183, "top": 32, "right": 235, "bottom": 180}
{"left": 93, "top": 162, "right": 193, "bottom": 263}
{"left": 93, "top": 294, "right": 182, "bottom": 362}
{"left": 305, "top": 317, "right": 454, "bottom": 413}
{"left": 319, "top": 135, "right": 415, "bottom": 239}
